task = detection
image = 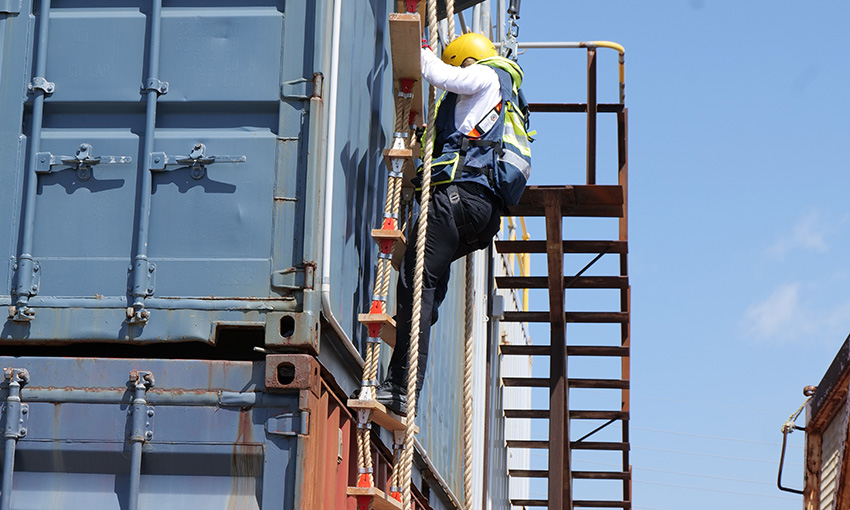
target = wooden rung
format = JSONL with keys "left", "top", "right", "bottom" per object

{"left": 383, "top": 148, "right": 417, "bottom": 188}
{"left": 347, "top": 399, "right": 418, "bottom": 433}
{"left": 388, "top": 13, "right": 423, "bottom": 127}
{"left": 371, "top": 228, "right": 406, "bottom": 245}
{"left": 346, "top": 487, "right": 403, "bottom": 510}
{"left": 357, "top": 313, "right": 396, "bottom": 348}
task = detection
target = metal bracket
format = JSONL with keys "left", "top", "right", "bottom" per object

{"left": 36, "top": 143, "right": 132, "bottom": 181}
{"left": 281, "top": 78, "right": 312, "bottom": 100}
{"left": 150, "top": 143, "right": 246, "bottom": 180}
{"left": 141, "top": 78, "right": 168, "bottom": 95}
{"left": 491, "top": 294, "right": 505, "bottom": 320}
{"left": 2, "top": 368, "right": 30, "bottom": 440}
{"left": 27, "top": 76, "right": 54, "bottom": 94}
{"left": 8, "top": 258, "right": 40, "bottom": 322}
{"left": 126, "top": 259, "right": 156, "bottom": 323}
{"left": 271, "top": 265, "right": 314, "bottom": 291}
{"left": 128, "top": 371, "right": 154, "bottom": 443}
{"left": 265, "top": 412, "right": 302, "bottom": 436}
{"left": 127, "top": 260, "right": 156, "bottom": 297}
{"left": 356, "top": 409, "right": 373, "bottom": 429}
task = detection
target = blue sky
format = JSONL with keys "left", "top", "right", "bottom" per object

{"left": 494, "top": 1, "right": 850, "bottom": 508}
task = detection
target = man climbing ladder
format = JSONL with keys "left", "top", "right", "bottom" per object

{"left": 377, "top": 32, "right": 531, "bottom": 415}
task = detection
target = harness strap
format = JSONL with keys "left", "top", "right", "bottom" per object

{"left": 446, "top": 184, "right": 477, "bottom": 245}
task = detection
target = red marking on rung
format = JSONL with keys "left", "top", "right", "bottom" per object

{"left": 368, "top": 323, "right": 382, "bottom": 338}
{"left": 382, "top": 218, "right": 396, "bottom": 230}
{"left": 357, "top": 497, "right": 370, "bottom": 510}
{"left": 380, "top": 239, "right": 394, "bottom": 254}
{"left": 399, "top": 79, "right": 415, "bottom": 94}
{"left": 358, "top": 473, "right": 371, "bottom": 488}
{"left": 391, "top": 491, "right": 402, "bottom": 502}
{"left": 404, "top": 0, "right": 418, "bottom": 12}
{"left": 369, "top": 300, "right": 382, "bottom": 314}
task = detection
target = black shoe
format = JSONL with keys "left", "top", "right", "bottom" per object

{"left": 375, "top": 380, "right": 408, "bottom": 416}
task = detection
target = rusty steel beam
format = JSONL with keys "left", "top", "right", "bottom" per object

{"left": 617, "top": 108, "right": 631, "bottom": 507}
{"left": 528, "top": 103, "right": 624, "bottom": 113}
{"left": 543, "top": 190, "right": 571, "bottom": 510}
{"left": 494, "top": 240, "right": 627, "bottom": 254}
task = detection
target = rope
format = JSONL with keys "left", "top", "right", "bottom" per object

{"left": 401, "top": 0, "right": 439, "bottom": 507}
{"left": 462, "top": 254, "right": 474, "bottom": 510}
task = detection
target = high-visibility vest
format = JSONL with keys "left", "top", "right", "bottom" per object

{"left": 414, "top": 56, "right": 532, "bottom": 208}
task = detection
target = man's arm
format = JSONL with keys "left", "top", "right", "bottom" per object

{"left": 420, "top": 48, "right": 497, "bottom": 95}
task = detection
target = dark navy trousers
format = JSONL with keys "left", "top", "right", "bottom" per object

{"left": 386, "top": 181, "right": 502, "bottom": 392}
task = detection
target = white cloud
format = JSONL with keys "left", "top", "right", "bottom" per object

{"left": 743, "top": 283, "right": 802, "bottom": 340}
{"left": 743, "top": 282, "right": 850, "bottom": 344}
{"left": 768, "top": 210, "right": 830, "bottom": 258}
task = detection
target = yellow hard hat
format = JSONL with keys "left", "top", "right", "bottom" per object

{"left": 441, "top": 33, "right": 497, "bottom": 66}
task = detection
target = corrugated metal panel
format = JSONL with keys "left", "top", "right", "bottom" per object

{"left": 491, "top": 234, "right": 533, "bottom": 510}
{"left": 820, "top": 401, "right": 846, "bottom": 510}
{"left": 324, "top": 0, "right": 393, "bottom": 350}
{"left": 417, "top": 255, "right": 468, "bottom": 498}
{"left": 0, "top": 355, "right": 303, "bottom": 509}
{"left": 0, "top": 1, "right": 334, "bottom": 348}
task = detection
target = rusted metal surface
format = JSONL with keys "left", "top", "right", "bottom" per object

{"left": 495, "top": 275, "right": 628, "bottom": 289}
{"left": 528, "top": 103, "right": 624, "bottom": 113}
{"left": 500, "top": 311, "right": 628, "bottom": 323}
{"left": 586, "top": 48, "right": 598, "bottom": 185}
{"left": 617, "top": 108, "right": 631, "bottom": 506}
{"left": 264, "top": 354, "right": 320, "bottom": 395}
{"left": 809, "top": 335, "right": 850, "bottom": 423}
{"left": 543, "top": 190, "right": 571, "bottom": 510}
{"left": 494, "top": 239, "right": 628, "bottom": 254}
{"left": 507, "top": 185, "right": 624, "bottom": 218}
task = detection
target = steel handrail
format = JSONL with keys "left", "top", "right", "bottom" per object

{"left": 495, "top": 40, "right": 626, "bottom": 104}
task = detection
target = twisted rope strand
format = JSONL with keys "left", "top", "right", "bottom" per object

{"left": 462, "top": 254, "right": 475, "bottom": 509}
{"left": 401, "top": 1, "right": 439, "bottom": 507}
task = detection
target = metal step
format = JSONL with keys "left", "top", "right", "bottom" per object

{"left": 500, "top": 345, "right": 629, "bottom": 357}
{"left": 494, "top": 239, "right": 627, "bottom": 255}
{"left": 502, "top": 377, "right": 628, "bottom": 389}
{"left": 507, "top": 185, "right": 624, "bottom": 218}
{"left": 508, "top": 469, "right": 548, "bottom": 478}
{"left": 573, "top": 471, "right": 630, "bottom": 480}
{"left": 506, "top": 439, "right": 629, "bottom": 451}
{"left": 510, "top": 499, "right": 629, "bottom": 509}
{"left": 509, "top": 470, "right": 630, "bottom": 481}
{"left": 528, "top": 102, "right": 625, "bottom": 114}
{"left": 571, "top": 410, "right": 629, "bottom": 420}
{"left": 500, "top": 311, "right": 628, "bottom": 323}
{"left": 496, "top": 275, "right": 628, "bottom": 290}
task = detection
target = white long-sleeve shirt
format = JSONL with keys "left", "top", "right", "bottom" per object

{"left": 420, "top": 48, "right": 501, "bottom": 135}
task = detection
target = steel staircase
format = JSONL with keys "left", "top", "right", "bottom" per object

{"left": 493, "top": 46, "right": 630, "bottom": 510}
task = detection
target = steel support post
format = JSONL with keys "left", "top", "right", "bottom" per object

{"left": 1, "top": 369, "right": 30, "bottom": 510}
{"left": 543, "top": 191, "right": 571, "bottom": 509}
{"left": 586, "top": 48, "right": 598, "bottom": 185}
